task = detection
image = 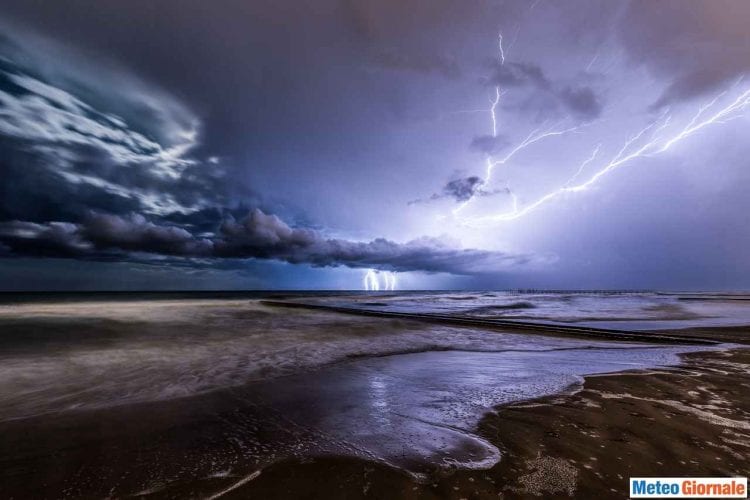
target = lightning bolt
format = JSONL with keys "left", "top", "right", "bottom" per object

{"left": 448, "top": 28, "right": 748, "bottom": 227}
{"left": 383, "top": 271, "right": 397, "bottom": 291}
{"left": 485, "top": 124, "right": 583, "bottom": 182}
{"left": 448, "top": 26, "right": 750, "bottom": 225}
{"left": 497, "top": 33, "right": 505, "bottom": 66}
{"left": 655, "top": 85, "right": 749, "bottom": 153}
{"left": 563, "top": 143, "right": 601, "bottom": 187}
{"left": 464, "top": 87, "right": 750, "bottom": 224}
{"left": 452, "top": 31, "right": 581, "bottom": 217}
{"left": 363, "top": 269, "right": 397, "bottom": 290}
{"left": 490, "top": 86, "right": 501, "bottom": 137}
{"left": 585, "top": 51, "right": 599, "bottom": 72}
{"left": 363, "top": 269, "right": 380, "bottom": 291}
{"left": 452, "top": 122, "right": 582, "bottom": 216}
{"left": 488, "top": 31, "right": 505, "bottom": 138}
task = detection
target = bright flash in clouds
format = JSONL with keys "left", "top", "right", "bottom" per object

{"left": 451, "top": 32, "right": 750, "bottom": 226}
{"left": 363, "top": 269, "right": 397, "bottom": 291}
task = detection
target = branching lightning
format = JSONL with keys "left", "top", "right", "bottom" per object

{"left": 452, "top": 31, "right": 581, "bottom": 217}
{"left": 451, "top": 31, "right": 750, "bottom": 225}
{"left": 484, "top": 124, "right": 583, "bottom": 183}
{"left": 564, "top": 143, "right": 601, "bottom": 187}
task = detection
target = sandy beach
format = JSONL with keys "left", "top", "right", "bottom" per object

{"left": 221, "top": 349, "right": 750, "bottom": 499}
{"left": 0, "top": 293, "right": 748, "bottom": 498}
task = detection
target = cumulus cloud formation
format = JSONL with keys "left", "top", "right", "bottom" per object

{"left": 0, "top": 210, "right": 539, "bottom": 275}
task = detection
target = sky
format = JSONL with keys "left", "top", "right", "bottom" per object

{"left": 0, "top": 0, "right": 749, "bottom": 291}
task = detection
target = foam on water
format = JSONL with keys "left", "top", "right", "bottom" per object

{"left": 0, "top": 293, "right": 742, "bottom": 422}
{"left": 241, "top": 345, "right": 720, "bottom": 471}
{"left": 306, "top": 291, "right": 750, "bottom": 329}
{"left": 0, "top": 292, "right": 741, "bottom": 495}
{"left": 0, "top": 298, "right": 637, "bottom": 420}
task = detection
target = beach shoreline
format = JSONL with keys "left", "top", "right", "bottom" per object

{"left": 1, "top": 344, "right": 748, "bottom": 498}
{"left": 0, "top": 296, "right": 748, "bottom": 499}
{"left": 216, "top": 347, "right": 750, "bottom": 499}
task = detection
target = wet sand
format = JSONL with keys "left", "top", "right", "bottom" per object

{"left": 1, "top": 342, "right": 748, "bottom": 498}
{"left": 221, "top": 348, "right": 750, "bottom": 499}
{"left": 1, "top": 297, "right": 748, "bottom": 499}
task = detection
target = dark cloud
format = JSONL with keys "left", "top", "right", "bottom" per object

{"left": 410, "top": 176, "right": 509, "bottom": 205}
{"left": 0, "top": 221, "right": 91, "bottom": 257}
{"left": 216, "top": 210, "right": 529, "bottom": 273}
{"left": 488, "top": 61, "right": 603, "bottom": 120}
{"left": 0, "top": 22, "right": 542, "bottom": 281}
{"left": 443, "top": 176, "right": 485, "bottom": 203}
{"left": 0, "top": 34, "right": 226, "bottom": 224}
{"left": 82, "top": 213, "right": 214, "bottom": 256}
{"left": 619, "top": 0, "right": 750, "bottom": 108}
{"left": 0, "top": 0, "right": 747, "bottom": 290}
{"left": 0, "top": 210, "right": 541, "bottom": 275}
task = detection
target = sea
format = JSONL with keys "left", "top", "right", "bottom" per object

{"left": 0, "top": 290, "right": 747, "bottom": 495}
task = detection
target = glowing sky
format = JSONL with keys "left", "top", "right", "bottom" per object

{"left": 0, "top": 0, "right": 748, "bottom": 290}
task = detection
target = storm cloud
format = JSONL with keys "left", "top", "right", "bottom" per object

{"left": 489, "top": 61, "right": 603, "bottom": 120}
{"left": 0, "top": 210, "right": 539, "bottom": 275}
{"left": 0, "top": 29, "right": 222, "bottom": 224}
{"left": 0, "top": 0, "right": 748, "bottom": 290}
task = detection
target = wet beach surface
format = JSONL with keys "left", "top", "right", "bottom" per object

{"left": 0, "top": 292, "right": 748, "bottom": 498}
{"left": 226, "top": 349, "right": 750, "bottom": 500}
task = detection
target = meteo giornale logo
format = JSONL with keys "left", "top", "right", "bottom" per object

{"left": 630, "top": 477, "right": 747, "bottom": 498}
